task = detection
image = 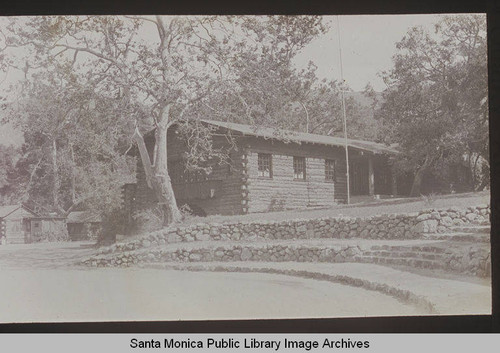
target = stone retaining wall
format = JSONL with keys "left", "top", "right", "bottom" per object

{"left": 98, "top": 204, "right": 490, "bottom": 256}
{"left": 84, "top": 240, "right": 490, "bottom": 277}
{"left": 85, "top": 204, "right": 491, "bottom": 277}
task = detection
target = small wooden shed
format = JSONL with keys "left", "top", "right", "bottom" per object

{"left": 66, "top": 211, "right": 101, "bottom": 241}
{"left": 0, "top": 204, "right": 40, "bottom": 244}
{"left": 31, "top": 215, "right": 68, "bottom": 242}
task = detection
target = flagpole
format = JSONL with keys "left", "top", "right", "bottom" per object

{"left": 336, "top": 16, "right": 350, "bottom": 205}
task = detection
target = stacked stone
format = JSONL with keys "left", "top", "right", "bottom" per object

{"left": 444, "top": 246, "right": 491, "bottom": 277}
{"left": 94, "top": 204, "right": 490, "bottom": 258}
{"left": 83, "top": 242, "right": 366, "bottom": 268}
{"left": 83, "top": 239, "right": 490, "bottom": 277}
{"left": 413, "top": 204, "right": 490, "bottom": 233}
{"left": 241, "top": 151, "right": 249, "bottom": 214}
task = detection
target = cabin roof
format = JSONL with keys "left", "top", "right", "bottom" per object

{"left": 67, "top": 211, "right": 101, "bottom": 224}
{"left": 33, "top": 216, "right": 67, "bottom": 220}
{"left": 128, "top": 119, "right": 398, "bottom": 156}
{"left": 200, "top": 119, "right": 398, "bottom": 155}
{"left": 0, "top": 204, "right": 39, "bottom": 218}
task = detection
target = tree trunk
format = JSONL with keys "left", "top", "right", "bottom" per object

{"left": 70, "top": 143, "right": 76, "bottom": 204}
{"left": 153, "top": 107, "right": 182, "bottom": 225}
{"left": 51, "top": 138, "right": 60, "bottom": 211}
{"left": 410, "top": 168, "right": 425, "bottom": 197}
{"left": 133, "top": 104, "right": 182, "bottom": 226}
{"left": 410, "top": 156, "right": 431, "bottom": 197}
{"left": 476, "top": 162, "right": 490, "bottom": 191}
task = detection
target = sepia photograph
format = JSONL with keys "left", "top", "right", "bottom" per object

{"left": 0, "top": 14, "right": 490, "bottom": 323}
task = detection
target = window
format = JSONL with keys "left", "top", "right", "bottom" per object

{"left": 325, "top": 159, "right": 336, "bottom": 182}
{"left": 293, "top": 156, "right": 306, "bottom": 180}
{"left": 258, "top": 153, "right": 272, "bottom": 178}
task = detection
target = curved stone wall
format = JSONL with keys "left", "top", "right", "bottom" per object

{"left": 84, "top": 239, "right": 490, "bottom": 277}
{"left": 96, "top": 204, "right": 490, "bottom": 256}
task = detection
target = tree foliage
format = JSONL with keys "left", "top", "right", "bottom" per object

{"left": 0, "top": 144, "right": 23, "bottom": 205}
{"left": 375, "top": 14, "right": 488, "bottom": 195}
{"left": 1, "top": 15, "right": 344, "bottom": 229}
{"left": 4, "top": 69, "right": 134, "bottom": 215}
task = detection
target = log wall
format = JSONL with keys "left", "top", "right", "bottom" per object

{"left": 3, "top": 208, "right": 36, "bottom": 244}
{"left": 132, "top": 127, "right": 245, "bottom": 218}
{"left": 244, "top": 137, "right": 350, "bottom": 212}
{"left": 130, "top": 126, "right": 394, "bottom": 221}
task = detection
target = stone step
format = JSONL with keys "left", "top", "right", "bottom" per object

{"left": 363, "top": 250, "right": 446, "bottom": 261}
{"left": 449, "top": 225, "right": 490, "bottom": 234}
{"left": 474, "top": 220, "right": 491, "bottom": 226}
{"left": 423, "top": 232, "right": 489, "bottom": 243}
{"left": 370, "top": 244, "right": 448, "bottom": 254}
{"left": 355, "top": 255, "right": 444, "bottom": 270}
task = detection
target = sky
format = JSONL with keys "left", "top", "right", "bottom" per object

{"left": 0, "top": 14, "right": 451, "bottom": 146}
{"left": 293, "top": 14, "right": 442, "bottom": 91}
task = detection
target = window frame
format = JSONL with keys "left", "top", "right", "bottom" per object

{"left": 293, "top": 156, "right": 306, "bottom": 180}
{"left": 325, "top": 159, "right": 336, "bottom": 182}
{"left": 257, "top": 153, "right": 273, "bottom": 178}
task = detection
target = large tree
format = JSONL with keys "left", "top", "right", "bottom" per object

{"left": 0, "top": 144, "right": 23, "bottom": 205}
{"left": 1, "top": 15, "right": 328, "bottom": 225}
{"left": 197, "top": 56, "right": 375, "bottom": 141}
{"left": 4, "top": 69, "right": 134, "bottom": 216}
{"left": 375, "top": 14, "right": 488, "bottom": 195}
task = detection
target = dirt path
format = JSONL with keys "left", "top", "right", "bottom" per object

{"left": 0, "top": 268, "right": 422, "bottom": 323}
{"left": 0, "top": 241, "right": 425, "bottom": 322}
{"left": 162, "top": 262, "right": 491, "bottom": 316}
{"left": 0, "top": 231, "right": 490, "bottom": 323}
{"left": 0, "top": 241, "right": 96, "bottom": 270}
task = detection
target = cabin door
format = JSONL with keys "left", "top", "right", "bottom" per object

{"left": 22, "top": 219, "right": 32, "bottom": 243}
{"left": 349, "top": 159, "right": 369, "bottom": 196}
{"left": 374, "top": 161, "right": 391, "bottom": 195}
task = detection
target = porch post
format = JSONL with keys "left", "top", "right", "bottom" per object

{"left": 368, "top": 157, "right": 375, "bottom": 196}
{"left": 391, "top": 163, "right": 398, "bottom": 196}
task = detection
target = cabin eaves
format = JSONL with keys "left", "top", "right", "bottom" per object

{"left": 199, "top": 119, "right": 398, "bottom": 155}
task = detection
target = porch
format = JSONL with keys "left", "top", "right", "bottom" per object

{"left": 348, "top": 153, "right": 397, "bottom": 201}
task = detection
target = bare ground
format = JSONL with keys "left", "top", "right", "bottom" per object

{"left": 0, "top": 191, "right": 491, "bottom": 322}
{"left": 0, "top": 268, "right": 422, "bottom": 323}
{"left": 160, "top": 261, "right": 491, "bottom": 316}
{"left": 165, "top": 191, "right": 490, "bottom": 227}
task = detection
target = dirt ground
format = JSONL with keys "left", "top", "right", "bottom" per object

{"left": 0, "top": 267, "right": 423, "bottom": 323}
{"left": 179, "top": 191, "right": 490, "bottom": 225}
{"left": 0, "top": 241, "right": 422, "bottom": 323}
{"left": 0, "top": 191, "right": 490, "bottom": 323}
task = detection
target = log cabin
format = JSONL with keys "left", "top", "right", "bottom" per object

{"left": 124, "top": 120, "right": 399, "bottom": 226}
{"left": 0, "top": 205, "right": 65, "bottom": 244}
{"left": 0, "top": 204, "right": 40, "bottom": 244}
{"left": 0, "top": 207, "right": 102, "bottom": 245}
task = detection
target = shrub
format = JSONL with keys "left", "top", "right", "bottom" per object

{"left": 132, "top": 206, "right": 164, "bottom": 234}
{"left": 268, "top": 193, "right": 286, "bottom": 212}
{"left": 98, "top": 208, "right": 127, "bottom": 246}
{"left": 32, "top": 228, "right": 69, "bottom": 243}
{"left": 421, "top": 192, "right": 437, "bottom": 207}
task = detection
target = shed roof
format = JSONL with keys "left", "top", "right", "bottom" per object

{"left": 0, "top": 204, "right": 39, "bottom": 218}
{"left": 67, "top": 211, "right": 102, "bottom": 224}
{"left": 200, "top": 119, "right": 398, "bottom": 155}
